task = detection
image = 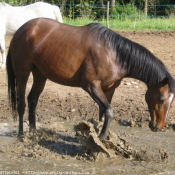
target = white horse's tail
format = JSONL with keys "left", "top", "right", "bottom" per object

{"left": 53, "top": 5, "right": 63, "bottom": 23}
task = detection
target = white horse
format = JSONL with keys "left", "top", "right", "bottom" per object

{"left": 0, "top": 2, "right": 63, "bottom": 68}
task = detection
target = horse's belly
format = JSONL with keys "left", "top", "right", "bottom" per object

{"left": 34, "top": 58, "right": 83, "bottom": 87}
{"left": 47, "top": 70, "right": 82, "bottom": 87}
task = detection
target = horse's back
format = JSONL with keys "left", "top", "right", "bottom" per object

{"left": 23, "top": 2, "right": 59, "bottom": 19}
{"left": 10, "top": 19, "right": 119, "bottom": 88}
{"left": 4, "top": 2, "right": 62, "bottom": 34}
{"left": 10, "top": 18, "right": 91, "bottom": 86}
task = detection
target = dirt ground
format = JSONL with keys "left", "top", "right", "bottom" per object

{"left": 0, "top": 31, "right": 175, "bottom": 174}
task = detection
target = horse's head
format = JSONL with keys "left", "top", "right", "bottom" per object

{"left": 145, "top": 77, "right": 175, "bottom": 131}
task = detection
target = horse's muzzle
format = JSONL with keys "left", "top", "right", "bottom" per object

{"left": 149, "top": 121, "right": 162, "bottom": 132}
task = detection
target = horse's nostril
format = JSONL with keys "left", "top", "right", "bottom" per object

{"left": 153, "top": 126, "right": 162, "bottom": 132}
{"left": 149, "top": 121, "right": 161, "bottom": 132}
{"left": 153, "top": 127, "right": 158, "bottom": 132}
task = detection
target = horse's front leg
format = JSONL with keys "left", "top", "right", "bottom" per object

{"left": 83, "top": 81, "right": 114, "bottom": 140}
{"left": 99, "top": 107, "right": 113, "bottom": 139}
{"left": 99, "top": 106, "right": 104, "bottom": 121}
{"left": 99, "top": 88, "right": 115, "bottom": 122}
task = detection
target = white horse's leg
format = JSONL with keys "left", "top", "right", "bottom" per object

{"left": 0, "top": 36, "right": 6, "bottom": 68}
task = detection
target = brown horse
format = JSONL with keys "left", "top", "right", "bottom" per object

{"left": 6, "top": 18, "right": 175, "bottom": 139}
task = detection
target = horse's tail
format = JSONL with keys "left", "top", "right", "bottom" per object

{"left": 6, "top": 46, "right": 17, "bottom": 119}
{"left": 53, "top": 5, "right": 63, "bottom": 23}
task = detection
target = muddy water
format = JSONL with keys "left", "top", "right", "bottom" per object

{"left": 0, "top": 119, "right": 175, "bottom": 175}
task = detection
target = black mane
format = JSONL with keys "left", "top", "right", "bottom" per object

{"left": 88, "top": 23, "right": 175, "bottom": 92}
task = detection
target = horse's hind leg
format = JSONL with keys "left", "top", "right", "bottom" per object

{"left": 83, "top": 81, "right": 114, "bottom": 140}
{"left": 27, "top": 68, "right": 46, "bottom": 132}
{"left": 16, "top": 72, "right": 30, "bottom": 137}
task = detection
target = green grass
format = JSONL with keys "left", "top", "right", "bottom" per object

{"left": 64, "top": 17, "right": 175, "bottom": 30}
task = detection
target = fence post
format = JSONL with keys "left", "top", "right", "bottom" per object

{"left": 107, "top": 1, "right": 110, "bottom": 28}
{"left": 144, "top": 0, "right": 148, "bottom": 16}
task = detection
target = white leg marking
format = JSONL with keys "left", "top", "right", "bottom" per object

{"left": 166, "top": 93, "right": 174, "bottom": 119}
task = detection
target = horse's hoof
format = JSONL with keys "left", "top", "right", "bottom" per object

{"left": 17, "top": 134, "right": 24, "bottom": 141}
{"left": 99, "top": 133, "right": 107, "bottom": 140}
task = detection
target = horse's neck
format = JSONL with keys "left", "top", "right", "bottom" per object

{"left": 126, "top": 67, "right": 151, "bottom": 86}
{"left": 124, "top": 55, "right": 166, "bottom": 87}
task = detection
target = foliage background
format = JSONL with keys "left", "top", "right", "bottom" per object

{"left": 0, "top": 0, "right": 175, "bottom": 19}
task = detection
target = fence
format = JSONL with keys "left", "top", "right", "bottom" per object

{"left": 1, "top": 1, "right": 175, "bottom": 19}
{"left": 58, "top": 3, "right": 175, "bottom": 19}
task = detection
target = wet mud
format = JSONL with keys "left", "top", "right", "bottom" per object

{"left": 0, "top": 32, "right": 175, "bottom": 174}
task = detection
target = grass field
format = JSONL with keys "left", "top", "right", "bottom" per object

{"left": 64, "top": 17, "right": 175, "bottom": 30}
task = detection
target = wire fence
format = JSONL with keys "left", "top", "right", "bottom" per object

{"left": 57, "top": 4, "right": 175, "bottom": 19}
{"left": 4, "top": 2, "right": 175, "bottom": 19}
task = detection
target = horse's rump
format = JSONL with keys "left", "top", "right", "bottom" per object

{"left": 0, "top": 2, "right": 63, "bottom": 68}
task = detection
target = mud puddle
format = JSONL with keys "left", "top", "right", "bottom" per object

{"left": 0, "top": 118, "right": 175, "bottom": 175}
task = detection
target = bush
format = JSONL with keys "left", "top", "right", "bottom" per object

{"left": 165, "top": 5, "right": 175, "bottom": 17}
{"left": 110, "top": 3, "right": 145, "bottom": 20}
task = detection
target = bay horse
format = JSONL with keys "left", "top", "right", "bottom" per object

{"left": 0, "top": 2, "right": 63, "bottom": 68}
{"left": 6, "top": 18, "right": 175, "bottom": 140}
